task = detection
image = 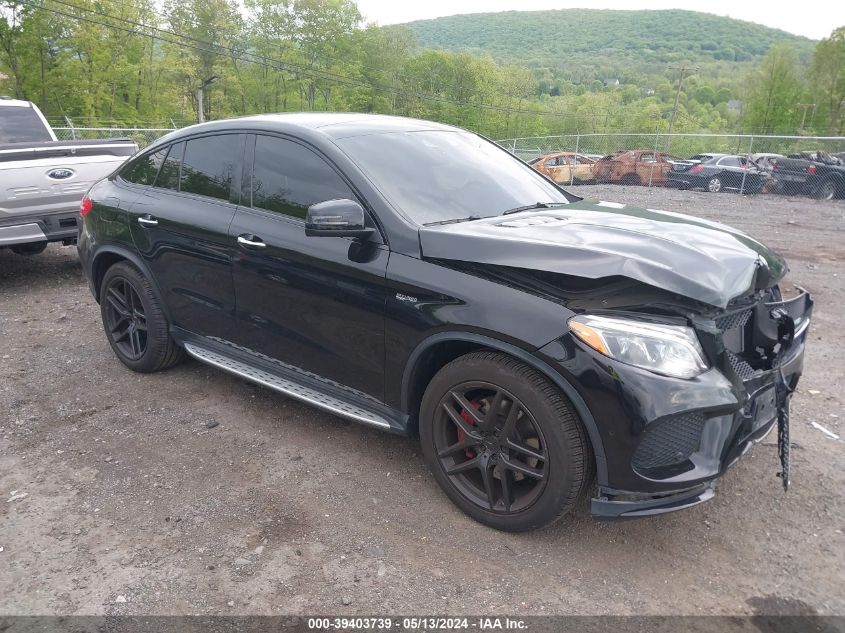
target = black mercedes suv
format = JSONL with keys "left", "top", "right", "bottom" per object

{"left": 78, "top": 114, "right": 812, "bottom": 532}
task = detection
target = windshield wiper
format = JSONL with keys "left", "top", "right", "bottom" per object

{"left": 501, "top": 202, "right": 565, "bottom": 216}
{"left": 425, "top": 215, "right": 483, "bottom": 226}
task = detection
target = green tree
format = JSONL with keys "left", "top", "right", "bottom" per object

{"left": 742, "top": 43, "right": 803, "bottom": 133}
{"left": 0, "top": 2, "right": 28, "bottom": 98}
{"left": 163, "top": 0, "right": 244, "bottom": 121}
{"left": 811, "top": 26, "right": 845, "bottom": 134}
{"left": 284, "top": 0, "right": 361, "bottom": 110}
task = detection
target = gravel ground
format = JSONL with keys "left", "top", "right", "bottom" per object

{"left": 0, "top": 186, "right": 843, "bottom": 616}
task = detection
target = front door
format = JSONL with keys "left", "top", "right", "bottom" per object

{"left": 128, "top": 134, "right": 244, "bottom": 340}
{"left": 230, "top": 134, "right": 388, "bottom": 400}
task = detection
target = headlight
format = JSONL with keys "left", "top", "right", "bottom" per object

{"left": 568, "top": 314, "right": 708, "bottom": 379}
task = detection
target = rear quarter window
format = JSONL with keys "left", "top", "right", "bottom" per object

{"left": 154, "top": 142, "right": 184, "bottom": 191}
{"left": 120, "top": 148, "right": 168, "bottom": 185}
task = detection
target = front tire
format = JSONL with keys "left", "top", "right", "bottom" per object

{"left": 419, "top": 351, "right": 594, "bottom": 532}
{"left": 100, "top": 261, "right": 185, "bottom": 373}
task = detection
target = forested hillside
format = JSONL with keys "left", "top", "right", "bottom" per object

{"left": 0, "top": 1, "right": 842, "bottom": 138}
{"left": 407, "top": 9, "right": 816, "bottom": 85}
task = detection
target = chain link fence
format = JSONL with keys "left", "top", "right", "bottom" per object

{"left": 48, "top": 126, "right": 845, "bottom": 201}
{"left": 53, "top": 126, "right": 174, "bottom": 149}
{"left": 498, "top": 133, "right": 845, "bottom": 163}
{"left": 498, "top": 133, "right": 845, "bottom": 199}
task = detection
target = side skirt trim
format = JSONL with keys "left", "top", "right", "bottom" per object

{"left": 183, "top": 342, "right": 394, "bottom": 431}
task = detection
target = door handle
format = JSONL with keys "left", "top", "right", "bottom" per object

{"left": 237, "top": 235, "right": 266, "bottom": 249}
{"left": 137, "top": 215, "right": 158, "bottom": 227}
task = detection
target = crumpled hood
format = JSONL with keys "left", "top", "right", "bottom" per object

{"left": 418, "top": 199, "right": 787, "bottom": 308}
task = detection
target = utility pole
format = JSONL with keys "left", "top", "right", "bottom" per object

{"left": 666, "top": 64, "right": 698, "bottom": 139}
{"left": 797, "top": 103, "right": 816, "bottom": 132}
{"left": 196, "top": 75, "right": 219, "bottom": 124}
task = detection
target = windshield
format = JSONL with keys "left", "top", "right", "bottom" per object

{"left": 335, "top": 130, "right": 571, "bottom": 225}
{"left": 0, "top": 106, "right": 53, "bottom": 144}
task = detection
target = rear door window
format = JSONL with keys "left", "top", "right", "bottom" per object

{"left": 180, "top": 135, "right": 242, "bottom": 202}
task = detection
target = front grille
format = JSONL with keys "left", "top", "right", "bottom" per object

{"left": 715, "top": 308, "right": 752, "bottom": 332}
{"left": 716, "top": 307, "right": 757, "bottom": 380}
{"left": 632, "top": 412, "right": 706, "bottom": 471}
{"left": 727, "top": 350, "right": 757, "bottom": 380}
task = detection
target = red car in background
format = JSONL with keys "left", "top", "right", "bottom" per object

{"left": 593, "top": 150, "right": 678, "bottom": 186}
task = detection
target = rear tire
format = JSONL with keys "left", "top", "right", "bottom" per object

{"left": 707, "top": 176, "right": 723, "bottom": 193}
{"left": 813, "top": 178, "right": 837, "bottom": 201}
{"left": 100, "top": 261, "right": 185, "bottom": 373}
{"left": 11, "top": 241, "right": 48, "bottom": 256}
{"left": 419, "top": 351, "right": 594, "bottom": 532}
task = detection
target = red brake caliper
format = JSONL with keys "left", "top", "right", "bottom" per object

{"left": 456, "top": 399, "right": 481, "bottom": 459}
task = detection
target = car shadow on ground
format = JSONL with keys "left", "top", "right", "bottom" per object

{"left": 0, "top": 245, "right": 82, "bottom": 287}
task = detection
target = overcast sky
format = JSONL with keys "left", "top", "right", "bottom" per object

{"left": 354, "top": 0, "right": 843, "bottom": 40}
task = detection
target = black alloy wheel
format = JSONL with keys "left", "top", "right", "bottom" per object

{"left": 420, "top": 351, "right": 594, "bottom": 532}
{"left": 104, "top": 275, "right": 148, "bottom": 361}
{"left": 432, "top": 381, "right": 549, "bottom": 513}
{"left": 99, "top": 261, "right": 184, "bottom": 373}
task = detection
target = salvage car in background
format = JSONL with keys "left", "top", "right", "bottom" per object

{"left": 528, "top": 151, "right": 596, "bottom": 184}
{"left": 750, "top": 153, "right": 784, "bottom": 175}
{"left": 668, "top": 154, "right": 767, "bottom": 194}
{"left": 0, "top": 98, "right": 136, "bottom": 254}
{"left": 770, "top": 151, "right": 845, "bottom": 200}
{"left": 593, "top": 149, "right": 677, "bottom": 186}
{"left": 78, "top": 114, "right": 811, "bottom": 532}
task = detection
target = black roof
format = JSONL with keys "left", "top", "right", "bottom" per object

{"left": 154, "top": 113, "right": 463, "bottom": 148}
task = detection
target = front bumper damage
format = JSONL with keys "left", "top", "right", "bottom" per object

{"left": 543, "top": 288, "right": 813, "bottom": 520}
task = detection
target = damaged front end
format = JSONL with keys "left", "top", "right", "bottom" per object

{"left": 588, "top": 287, "right": 813, "bottom": 519}
{"left": 418, "top": 200, "right": 813, "bottom": 519}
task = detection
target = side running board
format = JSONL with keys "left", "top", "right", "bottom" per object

{"left": 183, "top": 343, "right": 392, "bottom": 430}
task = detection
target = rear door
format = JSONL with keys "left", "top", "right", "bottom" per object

{"left": 229, "top": 134, "right": 388, "bottom": 399}
{"left": 574, "top": 154, "right": 594, "bottom": 181}
{"left": 715, "top": 156, "right": 745, "bottom": 189}
{"left": 128, "top": 133, "right": 244, "bottom": 340}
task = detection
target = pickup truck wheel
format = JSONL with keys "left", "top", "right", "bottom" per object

{"left": 100, "top": 262, "right": 185, "bottom": 373}
{"left": 11, "top": 241, "right": 47, "bottom": 255}
{"left": 813, "top": 179, "right": 837, "bottom": 201}
{"left": 707, "top": 176, "right": 723, "bottom": 193}
{"left": 419, "top": 351, "right": 594, "bottom": 532}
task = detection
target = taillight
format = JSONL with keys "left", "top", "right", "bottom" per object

{"left": 79, "top": 195, "right": 93, "bottom": 217}
{"left": 807, "top": 165, "right": 817, "bottom": 175}
{"left": 690, "top": 165, "right": 704, "bottom": 173}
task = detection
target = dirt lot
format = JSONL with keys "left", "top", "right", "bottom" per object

{"left": 1, "top": 186, "right": 843, "bottom": 616}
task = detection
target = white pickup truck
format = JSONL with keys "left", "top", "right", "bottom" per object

{"left": 0, "top": 98, "right": 137, "bottom": 254}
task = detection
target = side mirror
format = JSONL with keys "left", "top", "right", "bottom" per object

{"left": 305, "top": 199, "right": 374, "bottom": 240}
